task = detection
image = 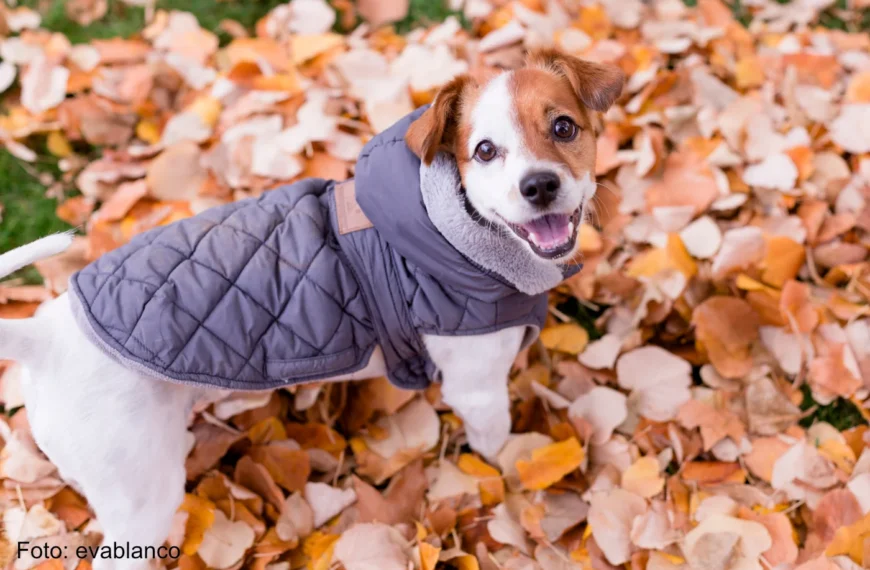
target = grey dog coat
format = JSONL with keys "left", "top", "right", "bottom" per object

{"left": 69, "top": 108, "right": 582, "bottom": 391}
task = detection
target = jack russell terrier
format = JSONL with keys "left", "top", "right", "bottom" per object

{"left": 0, "top": 49, "right": 623, "bottom": 569}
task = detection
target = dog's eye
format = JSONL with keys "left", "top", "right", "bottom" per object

{"left": 553, "top": 117, "right": 578, "bottom": 141}
{"left": 474, "top": 140, "right": 497, "bottom": 162}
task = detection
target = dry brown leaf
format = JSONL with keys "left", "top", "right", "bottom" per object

{"left": 304, "top": 482, "right": 357, "bottom": 528}
{"left": 692, "top": 296, "right": 760, "bottom": 379}
{"left": 682, "top": 514, "right": 771, "bottom": 570}
{"left": 567, "top": 386, "right": 627, "bottom": 445}
{"left": 617, "top": 346, "right": 692, "bottom": 421}
{"left": 588, "top": 489, "right": 647, "bottom": 566}
{"left": 333, "top": 523, "right": 409, "bottom": 570}
{"left": 197, "top": 509, "right": 255, "bottom": 569}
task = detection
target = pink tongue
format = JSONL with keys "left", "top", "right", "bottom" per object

{"left": 521, "top": 214, "right": 571, "bottom": 249}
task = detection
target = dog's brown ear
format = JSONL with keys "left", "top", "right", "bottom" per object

{"left": 527, "top": 49, "right": 625, "bottom": 112}
{"left": 405, "top": 76, "right": 471, "bottom": 165}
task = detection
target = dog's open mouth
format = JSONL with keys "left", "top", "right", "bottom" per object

{"left": 505, "top": 209, "right": 581, "bottom": 259}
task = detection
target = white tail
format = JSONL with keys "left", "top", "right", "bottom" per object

{"left": 0, "top": 232, "right": 74, "bottom": 280}
{"left": 0, "top": 232, "right": 74, "bottom": 363}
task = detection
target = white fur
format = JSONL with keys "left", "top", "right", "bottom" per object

{"left": 1, "top": 237, "right": 524, "bottom": 569}
{"left": 463, "top": 72, "right": 594, "bottom": 242}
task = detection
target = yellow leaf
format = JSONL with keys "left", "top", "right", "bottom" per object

{"left": 578, "top": 223, "right": 603, "bottom": 253}
{"left": 626, "top": 234, "right": 696, "bottom": 280}
{"left": 457, "top": 454, "right": 499, "bottom": 477}
{"left": 516, "top": 437, "right": 584, "bottom": 490}
{"left": 576, "top": 4, "right": 611, "bottom": 40}
{"left": 760, "top": 236, "right": 805, "bottom": 288}
{"left": 291, "top": 33, "right": 345, "bottom": 64}
{"left": 666, "top": 234, "right": 698, "bottom": 278}
{"left": 136, "top": 120, "right": 161, "bottom": 145}
{"left": 626, "top": 248, "right": 668, "bottom": 278}
{"left": 247, "top": 417, "right": 287, "bottom": 445}
{"left": 621, "top": 456, "right": 665, "bottom": 498}
{"left": 419, "top": 542, "right": 440, "bottom": 570}
{"left": 47, "top": 131, "right": 73, "bottom": 158}
{"left": 826, "top": 512, "right": 870, "bottom": 564}
{"left": 540, "top": 323, "right": 589, "bottom": 355}
{"left": 659, "top": 552, "right": 687, "bottom": 565}
{"left": 452, "top": 554, "right": 480, "bottom": 570}
{"left": 818, "top": 438, "right": 856, "bottom": 475}
{"left": 179, "top": 494, "right": 216, "bottom": 555}
{"left": 189, "top": 96, "right": 222, "bottom": 127}
{"left": 735, "top": 55, "right": 764, "bottom": 89}
{"left": 458, "top": 454, "right": 505, "bottom": 506}
{"left": 303, "top": 532, "right": 339, "bottom": 570}
{"left": 414, "top": 521, "right": 427, "bottom": 542}
{"left": 736, "top": 274, "right": 779, "bottom": 296}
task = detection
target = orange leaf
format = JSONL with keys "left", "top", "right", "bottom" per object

{"left": 826, "top": 512, "right": 870, "bottom": 564}
{"left": 458, "top": 454, "right": 505, "bottom": 506}
{"left": 761, "top": 236, "right": 806, "bottom": 288}
{"left": 621, "top": 456, "right": 664, "bottom": 498}
{"left": 779, "top": 280, "right": 819, "bottom": 333}
{"left": 179, "top": 494, "right": 216, "bottom": 555}
{"left": 681, "top": 461, "right": 745, "bottom": 486}
{"left": 516, "top": 437, "right": 584, "bottom": 490}
{"left": 419, "top": 542, "right": 440, "bottom": 570}
{"left": 692, "top": 296, "right": 760, "bottom": 378}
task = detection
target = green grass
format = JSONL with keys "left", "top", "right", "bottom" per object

{"left": 396, "top": 0, "right": 466, "bottom": 33}
{"left": 0, "top": 151, "right": 71, "bottom": 273}
{"left": 799, "top": 384, "right": 868, "bottom": 432}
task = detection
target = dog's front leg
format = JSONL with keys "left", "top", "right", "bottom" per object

{"left": 423, "top": 326, "right": 526, "bottom": 461}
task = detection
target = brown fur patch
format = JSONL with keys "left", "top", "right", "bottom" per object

{"left": 405, "top": 75, "right": 475, "bottom": 165}
{"left": 509, "top": 68, "right": 598, "bottom": 179}
{"left": 526, "top": 48, "right": 625, "bottom": 112}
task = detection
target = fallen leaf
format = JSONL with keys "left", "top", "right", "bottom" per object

{"left": 588, "top": 489, "right": 647, "bottom": 565}
{"left": 711, "top": 227, "right": 766, "bottom": 279}
{"left": 825, "top": 512, "right": 870, "bottom": 564}
{"left": 304, "top": 482, "right": 358, "bottom": 528}
{"left": 539, "top": 323, "right": 589, "bottom": 355}
{"left": 568, "top": 386, "right": 627, "bottom": 445}
{"left": 20, "top": 56, "right": 69, "bottom": 114}
{"left": 276, "top": 492, "right": 314, "bottom": 542}
{"left": 333, "top": 523, "right": 409, "bottom": 570}
{"left": 358, "top": 0, "right": 409, "bottom": 27}
{"left": 621, "top": 456, "right": 665, "bottom": 498}
{"left": 197, "top": 509, "right": 255, "bottom": 569}
{"left": 516, "top": 437, "right": 584, "bottom": 490}
{"left": 692, "top": 296, "right": 760, "bottom": 379}
{"left": 682, "top": 514, "right": 771, "bottom": 570}
{"left": 829, "top": 104, "right": 870, "bottom": 154}
{"left": 617, "top": 346, "right": 692, "bottom": 421}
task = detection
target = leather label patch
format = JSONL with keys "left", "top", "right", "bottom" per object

{"left": 335, "top": 180, "right": 373, "bottom": 235}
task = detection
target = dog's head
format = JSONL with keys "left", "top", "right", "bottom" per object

{"left": 406, "top": 49, "right": 624, "bottom": 263}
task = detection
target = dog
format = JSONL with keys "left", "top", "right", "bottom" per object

{"left": 0, "top": 49, "right": 623, "bottom": 569}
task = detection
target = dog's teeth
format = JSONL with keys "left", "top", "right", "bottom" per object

{"left": 567, "top": 222, "right": 575, "bottom": 236}
{"left": 528, "top": 233, "right": 540, "bottom": 246}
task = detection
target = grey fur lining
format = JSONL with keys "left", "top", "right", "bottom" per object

{"left": 419, "top": 153, "right": 565, "bottom": 296}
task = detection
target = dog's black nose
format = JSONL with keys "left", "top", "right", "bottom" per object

{"left": 519, "top": 171, "right": 560, "bottom": 207}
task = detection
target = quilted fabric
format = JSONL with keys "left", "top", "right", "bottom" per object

{"left": 69, "top": 108, "right": 569, "bottom": 391}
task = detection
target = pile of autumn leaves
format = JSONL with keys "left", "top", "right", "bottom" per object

{"left": 1, "top": 0, "right": 870, "bottom": 568}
